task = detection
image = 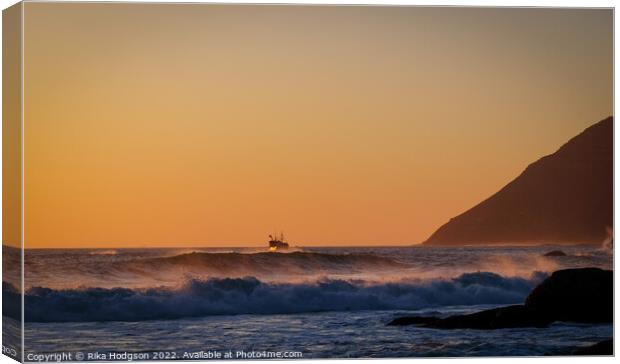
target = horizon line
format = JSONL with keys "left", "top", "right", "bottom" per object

{"left": 3, "top": 242, "right": 424, "bottom": 250}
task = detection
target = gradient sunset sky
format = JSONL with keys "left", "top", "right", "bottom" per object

{"left": 21, "top": 4, "right": 612, "bottom": 248}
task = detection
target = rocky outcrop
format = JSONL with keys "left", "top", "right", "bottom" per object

{"left": 389, "top": 305, "right": 553, "bottom": 329}
{"left": 543, "top": 250, "right": 567, "bottom": 257}
{"left": 388, "top": 268, "right": 612, "bottom": 330}
{"left": 424, "top": 117, "right": 613, "bottom": 246}
{"left": 525, "top": 268, "right": 612, "bottom": 323}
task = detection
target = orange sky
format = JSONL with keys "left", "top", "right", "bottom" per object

{"left": 17, "top": 4, "right": 612, "bottom": 248}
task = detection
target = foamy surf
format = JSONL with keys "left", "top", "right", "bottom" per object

{"left": 4, "top": 271, "right": 548, "bottom": 323}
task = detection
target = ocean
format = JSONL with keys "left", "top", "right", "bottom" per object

{"left": 3, "top": 245, "right": 613, "bottom": 359}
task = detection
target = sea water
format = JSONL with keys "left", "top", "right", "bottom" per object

{"left": 3, "top": 245, "right": 613, "bottom": 359}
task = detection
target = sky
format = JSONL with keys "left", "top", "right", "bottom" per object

{"left": 17, "top": 4, "right": 612, "bottom": 248}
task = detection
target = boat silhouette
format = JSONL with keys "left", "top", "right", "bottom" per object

{"left": 268, "top": 233, "right": 289, "bottom": 251}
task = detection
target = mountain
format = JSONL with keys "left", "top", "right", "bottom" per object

{"left": 423, "top": 116, "right": 613, "bottom": 246}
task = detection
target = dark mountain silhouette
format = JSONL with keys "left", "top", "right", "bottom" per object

{"left": 424, "top": 116, "right": 613, "bottom": 246}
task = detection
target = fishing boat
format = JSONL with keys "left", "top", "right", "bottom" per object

{"left": 268, "top": 233, "right": 289, "bottom": 251}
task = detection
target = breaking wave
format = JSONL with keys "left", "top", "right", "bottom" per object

{"left": 131, "top": 251, "right": 408, "bottom": 278}
{"left": 7, "top": 271, "right": 547, "bottom": 323}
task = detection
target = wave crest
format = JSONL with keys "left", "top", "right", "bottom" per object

{"left": 139, "top": 251, "right": 407, "bottom": 276}
{"left": 8, "top": 271, "right": 547, "bottom": 323}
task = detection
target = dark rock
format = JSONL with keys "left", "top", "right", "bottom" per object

{"left": 388, "top": 305, "right": 553, "bottom": 330}
{"left": 572, "top": 339, "right": 613, "bottom": 355}
{"left": 388, "top": 316, "right": 439, "bottom": 326}
{"left": 424, "top": 117, "right": 613, "bottom": 246}
{"left": 543, "top": 250, "right": 567, "bottom": 257}
{"left": 525, "top": 268, "right": 612, "bottom": 323}
{"left": 430, "top": 305, "right": 553, "bottom": 329}
{"left": 389, "top": 268, "right": 613, "bottom": 330}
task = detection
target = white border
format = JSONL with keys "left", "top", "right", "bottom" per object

{"left": 0, "top": 2, "right": 616, "bottom": 364}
